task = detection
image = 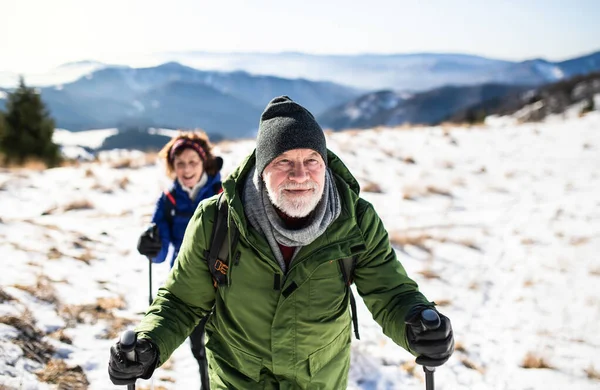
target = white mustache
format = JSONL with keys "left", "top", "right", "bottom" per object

{"left": 279, "top": 181, "right": 318, "bottom": 191}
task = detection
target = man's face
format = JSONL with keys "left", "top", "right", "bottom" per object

{"left": 262, "top": 148, "right": 326, "bottom": 218}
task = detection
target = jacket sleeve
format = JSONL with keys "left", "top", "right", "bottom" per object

{"left": 353, "top": 199, "right": 433, "bottom": 354}
{"left": 150, "top": 194, "right": 171, "bottom": 264}
{"left": 136, "top": 199, "right": 218, "bottom": 365}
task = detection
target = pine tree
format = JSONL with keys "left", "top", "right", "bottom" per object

{"left": 1, "top": 77, "right": 61, "bottom": 167}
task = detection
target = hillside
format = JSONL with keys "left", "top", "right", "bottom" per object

{"left": 1, "top": 112, "right": 599, "bottom": 389}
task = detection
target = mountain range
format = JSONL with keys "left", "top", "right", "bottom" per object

{"left": 0, "top": 50, "right": 599, "bottom": 141}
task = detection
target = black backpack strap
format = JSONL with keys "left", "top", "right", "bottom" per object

{"left": 205, "top": 193, "right": 239, "bottom": 287}
{"left": 339, "top": 257, "right": 360, "bottom": 340}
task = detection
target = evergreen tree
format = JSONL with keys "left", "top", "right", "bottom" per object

{"left": 1, "top": 77, "right": 61, "bottom": 166}
{"left": 0, "top": 111, "right": 5, "bottom": 149}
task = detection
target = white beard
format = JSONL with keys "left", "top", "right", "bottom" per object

{"left": 266, "top": 180, "right": 324, "bottom": 218}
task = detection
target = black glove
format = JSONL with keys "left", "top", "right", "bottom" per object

{"left": 108, "top": 337, "right": 159, "bottom": 385}
{"left": 405, "top": 305, "right": 454, "bottom": 367}
{"left": 137, "top": 224, "right": 161, "bottom": 258}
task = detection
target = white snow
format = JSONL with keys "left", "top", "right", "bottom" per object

{"left": 52, "top": 128, "right": 118, "bottom": 149}
{"left": 1, "top": 112, "right": 600, "bottom": 389}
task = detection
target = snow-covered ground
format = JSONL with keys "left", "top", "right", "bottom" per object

{"left": 1, "top": 112, "right": 599, "bottom": 389}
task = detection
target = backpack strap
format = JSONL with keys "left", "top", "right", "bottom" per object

{"left": 163, "top": 189, "right": 177, "bottom": 228}
{"left": 205, "top": 193, "right": 239, "bottom": 287}
{"left": 339, "top": 257, "right": 360, "bottom": 340}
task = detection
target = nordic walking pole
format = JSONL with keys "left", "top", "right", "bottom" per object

{"left": 144, "top": 224, "right": 159, "bottom": 306}
{"left": 119, "top": 330, "right": 138, "bottom": 390}
{"left": 420, "top": 309, "right": 441, "bottom": 390}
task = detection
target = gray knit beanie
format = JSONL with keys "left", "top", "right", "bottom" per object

{"left": 255, "top": 96, "right": 327, "bottom": 175}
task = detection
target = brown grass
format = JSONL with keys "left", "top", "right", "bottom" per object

{"left": 417, "top": 268, "right": 441, "bottom": 280}
{"left": 521, "top": 238, "right": 537, "bottom": 245}
{"left": 137, "top": 385, "right": 169, "bottom": 390}
{"left": 49, "top": 328, "right": 73, "bottom": 345}
{"left": 36, "top": 359, "right": 89, "bottom": 389}
{"left": 13, "top": 274, "right": 59, "bottom": 304}
{"left": 460, "top": 356, "right": 485, "bottom": 373}
{"left": 590, "top": 267, "right": 600, "bottom": 276}
{"left": 48, "top": 247, "right": 64, "bottom": 260}
{"left": 63, "top": 199, "right": 94, "bottom": 211}
{"left": 399, "top": 360, "right": 419, "bottom": 377}
{"left": 59, "top": 296, "right": 134, "bottom": 339}
{"left": 0, "top": 310, "right": 55, "bottom": 364}
{"left": 362, "top": 181, "right": 383, "bottom": 193}
{"left": 521, "top": 352, "right": 553, "bottom": 369}
{"left": 425, "top": 185, "right": 453, "bottom": 197}
{"left": 0, "top": 288, "right": 15, "bottom": 303}
{"left": 585, "top": 365, "right": 600, "bottom": 380}
{"left": 389, "top": 232, "right": 433, "bottom": 252}
{"left": 117, "top": 176, "right": 130, "bottom": 190}
{"left": 454, "top": 341, "right": 467, "bottom": 353}
{"left": 74, "top": 250, "right": 94, "bottom": 265}
{"left": 403, "top": 156, "right": 416, "bottom": 164}
{"left": 570, "top": 236, "right": 590, "bottom": 246}
{"left": 84, "top": 167, "right": 95, "bottom": 178}
{"left": 433, "top": 299, "right": 452, "bottom": 307}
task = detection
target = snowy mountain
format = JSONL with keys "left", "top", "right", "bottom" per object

{"left": 21, "top": 62, "right": 361, "bottom": 136}
{"left": 1, "top": 110, "right": 599, "bottom": 389}
{"left": 318, "top": 84, "right": 530, "bottom": 130}
{"left": 118, "top": 50, "right": 600, "bottom": 91}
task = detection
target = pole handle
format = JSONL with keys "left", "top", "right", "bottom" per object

{"left": 119, "top": 330, "right": 137, "bottom": 362}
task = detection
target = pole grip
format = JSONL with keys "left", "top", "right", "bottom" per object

{"left": 119, "top": 330, "right": 137, "bottom": 362}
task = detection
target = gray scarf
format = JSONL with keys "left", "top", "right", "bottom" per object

{"left": 243, "top": 166, "right": 341, "bottom": 273}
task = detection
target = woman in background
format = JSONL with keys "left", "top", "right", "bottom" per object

{"left": 136, "top": 130, "right": 222, "bottom": 388}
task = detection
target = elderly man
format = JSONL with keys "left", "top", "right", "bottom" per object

{"left": 108, "top": 96, "right": 454, "bottom": 389}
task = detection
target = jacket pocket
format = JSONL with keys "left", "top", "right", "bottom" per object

{"left": 206, "top": 333, "right": 263, "bottom": 382}
{"left": 308, "top": 326, "right": 351, "bottom": 376}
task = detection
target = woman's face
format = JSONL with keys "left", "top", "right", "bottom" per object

{"left": 173, "top": 148, "right": 204, "bottom": 188}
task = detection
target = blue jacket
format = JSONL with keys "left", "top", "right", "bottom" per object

{"left": 150, "top": 173, "right": 222, "bottom": 268}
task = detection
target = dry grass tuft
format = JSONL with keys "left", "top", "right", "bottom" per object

{"left": 159, "top": 376, "right": 176, "bottom": 383}
{"left": 570, "top": 236, "right": 590, "bottom": 246}
{"left": 433, "top": 299, "right": 452, "bottom": 307}
{"left": 454, "top": 341, "right": 467, "bottom": 353}
{"left": 36, "top": 359, "right": 89, "bottom": 389}
{"left": 13, "top": 274, "right": 59, "bottom": 304}
{"left": 137, "top": 385, "right": 169, "bottom": 390}
{"left": 362, "top": 181, "right": 383, "bottom": 193}
{"left": 49, "top": 328, "right": 73, "bottom": 345}
{"left": 84, "top": 168, "right": 95, "bottom": 178}
{"left": 0, "top": 288, "right": 15, "bottom": 303}
{"left": 389, "top": 232, "right": 433, "bottom": 253}
{"left": 585, "top": 365, "right": 600, "bottom": 380}
{"left": 403, "top": 156, "right": 416, "bottom": 164}
{"left": 417, "top": 268, "right": 441, "bottom": 280}
{"left": 521, "top": 352, "right": 553, "bottom": 369}
{"left": 590, "top": 267, "right": 600, "bottom": 277}
{"left": 63, "top": 199, "right": 94, "bottom": 212}
{"left": 460, "top": 356, "right": 485, "bottom": 373}
{"left": 0, "top": 310, "right": 55, "bottom": 364}
{"left": 59, "top": 296, "right": 134, "bottom": 339}
{"left": 399, "top": 360, "right": 419, "bottom": 377}
{"left": 116, "top": 176, "right": 130, "bottom": 190}
{"left": 74, "top": 250, "right": 94, "bottom": 265}
{"left": 47, "top": 247, "right": 64, "bottom": 260}
{"left": 425, "top": 185, "right": 453, "bottom": 197}
{"left": 520, "top": 237, "right": 536, "bottom": 245}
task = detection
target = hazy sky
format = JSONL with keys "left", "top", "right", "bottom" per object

{"left": 1, "top": 0, "right": 599, "bottom": 72}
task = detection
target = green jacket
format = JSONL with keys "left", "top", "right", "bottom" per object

{"left": 136, "top": 150, "right": 432, "bottom": 389}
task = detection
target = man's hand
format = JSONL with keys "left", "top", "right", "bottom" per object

{"left": 137, "top": 224, "right": 161, "bottom": 258}
{"left": 108, "top": 337, "right": 159, "bottom": 385}
{"left": 405, "top": 305, "right": 454, "bottom": 367}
